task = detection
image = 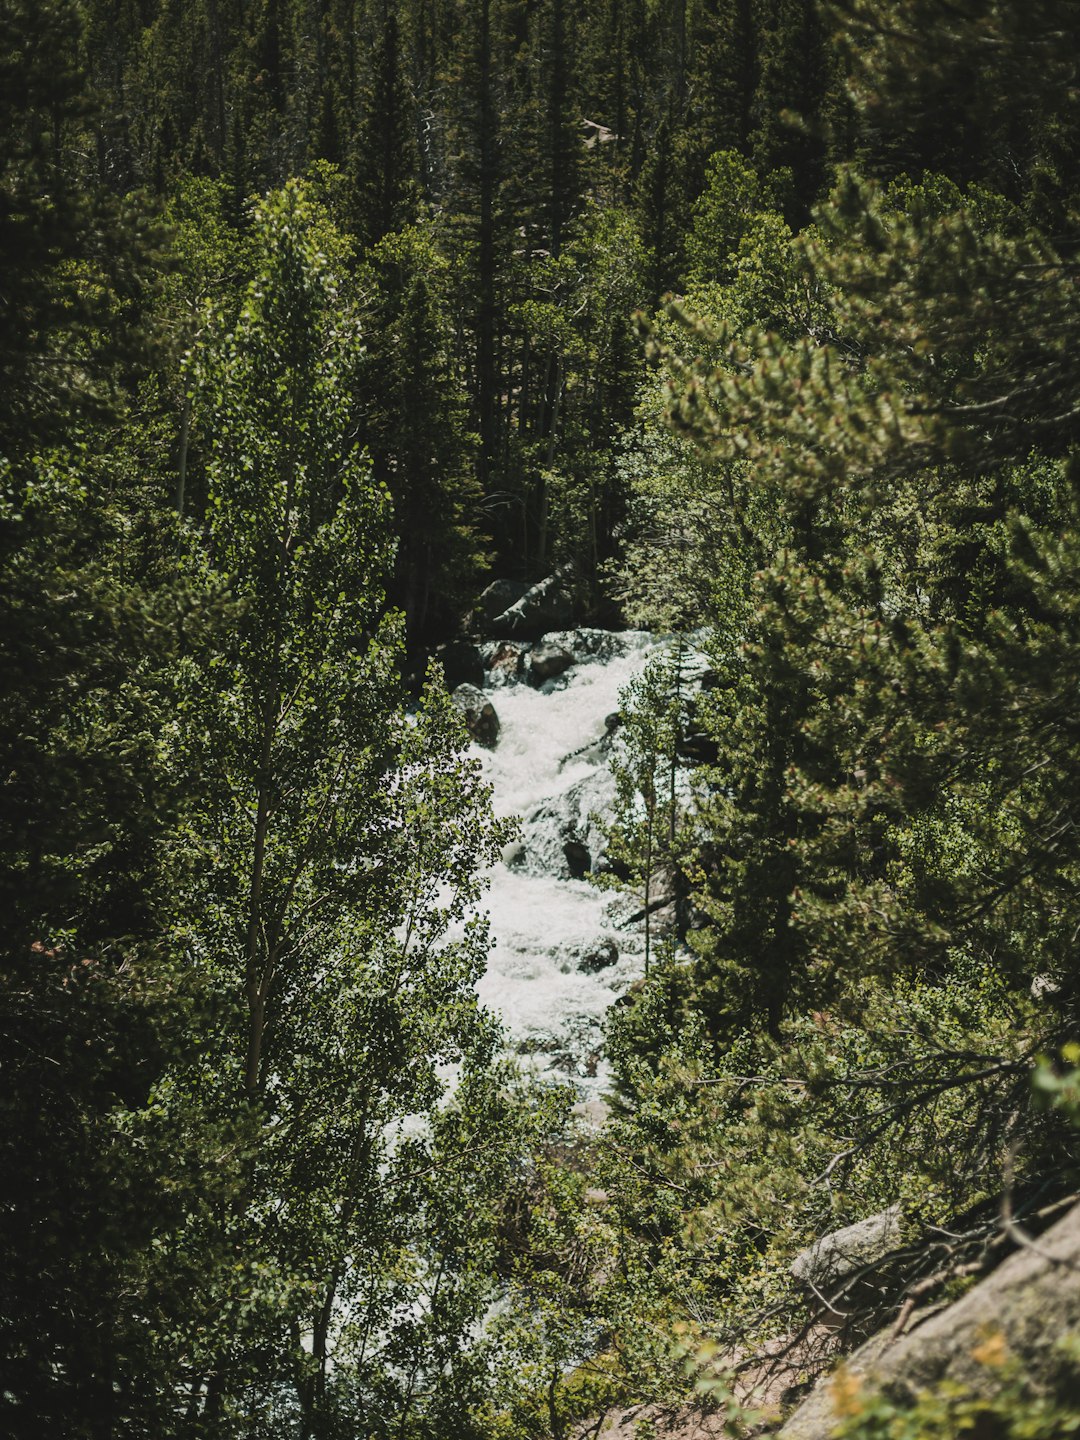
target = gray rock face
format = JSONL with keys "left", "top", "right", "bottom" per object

{"left": 779, "top": 1200, "right": 1080, "bottom": 1438}
{"left": 518, "top": 768, "right": 616, "bottom": 878}
{"left": 526, "top": 644, "right": 575, "bottom": 686}
{"left": 451, "top": 683, "right": 499, "bottom": 747}
{"left": 488, "top": 569, "right": 576, "bottom": 638}
{"left": 791, "top": 1206, "right": 904, "bottom": 1291}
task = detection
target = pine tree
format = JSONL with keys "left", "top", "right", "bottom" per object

{"left": 0, "top": 10, "right": 228, "bottom": 1431}
{"left": 359, "top": 222, "right": 485, "bottom": 640}
{"left": 351, "top": 0, "right": 421, "bottom": 246}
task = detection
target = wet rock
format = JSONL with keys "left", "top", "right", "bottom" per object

{"left": 520, "top": 769, "right": 616, "bottom": 879}
{"left": 435, "top": 639, "right": 485, "bottom": 690}
{"left": 526, "top": 644, "right": 574, "bottom": 685}
{"left": 476, "top": 578, "right": 531, "bottom": 627}
{"left": 488, "top": 568, "right": 577, "bottom": 639}
{"left": 451, "top": 683, "right": 500, "bottom": 747}
{"left": 542, "top": 627, "right": 634, "bottom": 662}
{"left": 563, "top": 838, "right": 591, "bottom": 878}
{"left": 605, "top": 711, "right": 622, "bottom": 732}
{"left": 480, "top": 639, "right": 527, "bottom": 681}
{"left": 501, "top": 839, "right": 526, "bottom": 868}
{"left": 578, "top": 939, "right": 618, "bottom": 973}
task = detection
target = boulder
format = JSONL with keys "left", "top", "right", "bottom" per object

{"left": 476, "top": 578, "right": 531, "bottom": 627}
{"left": 678, "top": 730, "right": 718, "bottom": 764}
{"left": 519, "top": 769, "right": 616, "bottom": 879}
{"left": 542, "top": 627, "right": 634, "bottom": 662}
{"left": 578, "top": 939, "right": 618, "bottom": 974}
{"left": 526, "top": 643, "right": 575, "bottom": 686}
{"left": 451, "top": 683, "right": 499, "bottom": 747}
{"left": 488, "top": 568, "right": 576, "bottom": 638}
{"left": 434, "top": 639, "right": 485, "bottom": 690}
{"left": 779, "top": 1199, "right": 1080, "bottom": 1439}
{"left": 791, "top": 1206, "right": 904, "bottom": 1292}
{"left": 480, "top": 639, "right": 527, "bottom": 681}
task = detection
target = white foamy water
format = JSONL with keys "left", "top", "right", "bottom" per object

{"left": 470, "top": 629, "right": 666, "bottom": 1093}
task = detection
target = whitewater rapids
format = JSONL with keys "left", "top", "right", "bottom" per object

{"left": 469, "top": 629, "right": 666, "bottom": 1096}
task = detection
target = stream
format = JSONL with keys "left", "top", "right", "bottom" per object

{"left": 467, "top": 628, "right": 667, "bottom": 1098}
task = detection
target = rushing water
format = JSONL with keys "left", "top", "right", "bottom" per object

{"left": 468, "top": 628, "right": 666, "bottom": 1097}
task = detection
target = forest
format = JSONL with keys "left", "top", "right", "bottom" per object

{"left": 3, "top": 0, "right": 1080, "bottom": 1436}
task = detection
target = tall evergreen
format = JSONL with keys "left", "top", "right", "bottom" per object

{"left": 352, "top": 1, "right": 421, "bottom": 245}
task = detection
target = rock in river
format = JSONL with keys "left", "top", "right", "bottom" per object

{"left": 451, "top": 683, "right": 500, "bottom": 747}
{"left": 578, "top": 939, "right": 618, "bottom": 973}
{"left": 526, "top": 644, "right": 575, "bottom": 686}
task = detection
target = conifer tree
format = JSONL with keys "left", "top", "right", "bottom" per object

{"left": 359, "top": 222, "right": 485, "bottom": 640}
{"left": 352, "top": 1, "right": 421, "bottom": 245}
{"left": 0, "top": 10, "right": 226, "bottom": 1430}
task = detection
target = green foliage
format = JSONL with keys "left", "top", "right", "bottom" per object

{"left": 829, "top": 1347, "right": 1080, "bottom": 1439}
{"left": 164, "top": 179, "right": 522, "bottom": 1434}
{"left": 358, "top": 222, "right": 486, "bottom": 641}
{"left": 590, "top": 2, "right": 1080, "bottom": 1421}
{"left": 603, "top": 645, "right": 697, "bottom": 972}
{"left": 7, "top": 1, "right": 1080, "bottom": 1435}
{"left": 1032, "top": 1046, "right": 1080, "bottom": 1128}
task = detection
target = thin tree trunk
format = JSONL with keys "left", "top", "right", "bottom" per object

{"left": 176, "top": 393, "right": 190, "bottom": 518}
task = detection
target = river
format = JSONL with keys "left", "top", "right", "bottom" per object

{"left": 467, "top": 628, "right": 667, "bottom": 1098}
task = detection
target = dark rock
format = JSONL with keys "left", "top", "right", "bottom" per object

{"left": 489, "top": 568, "right": 577, "bottom": 639}
{"left": 593, "top": 851, "right": 629, "bottom": 880}
{"left": 622, "top": 894, "right": 677, "bottom": 927}
{"left": 563, "top": 839, "right": 591, "bottom": 878}
{"left": 435, "top": 639, "right": 485, "bottom": 690}
{"left": 604, "top": 712, "right": 622, "bottom": 733}
{"left": 451, "top": 683, "right": 499, "bottom": 747}
{"left": 476, "top": 578, "right": 532, "bottom": 627}
{"left": 578, "top": 939, "right": 618, "bottom": 974}
{"left": 526, "top": 644, "right": 575, "bottom": 686}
